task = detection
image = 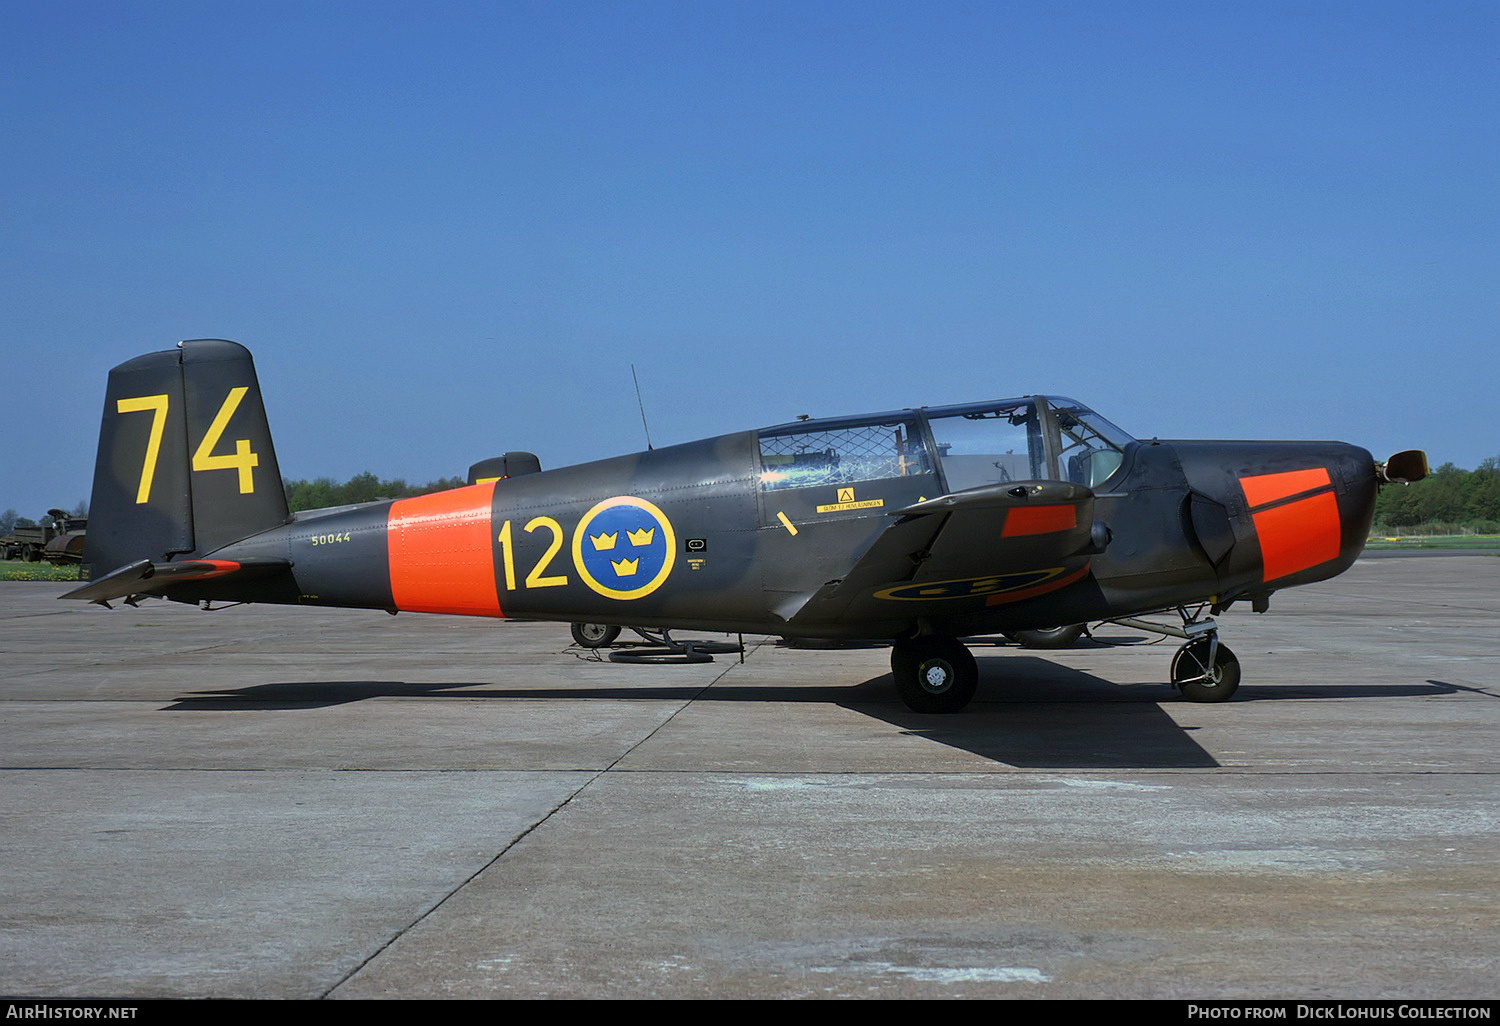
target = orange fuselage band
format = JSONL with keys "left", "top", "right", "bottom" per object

{"left": 387, "top": 483, "right": 503, "bottom": 616}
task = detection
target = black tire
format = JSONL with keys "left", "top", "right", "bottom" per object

{"left": 891, "top": 637, "right": 979, "bottom": 714}
{"left": 609, "top": 646, "right": 714, "bottom": 664}
{"left": 571, "top": 623, "right": 621, "bottom": 649}
{"left": 1004, "top": 624, "right": 1086, "bottom": 649}
{"left": 1171, "top": 639, "right": 1240, "bottom": 702}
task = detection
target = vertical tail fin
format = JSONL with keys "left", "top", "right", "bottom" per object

{"left": 83, "top": 339, "right": 288, "bottom": 578}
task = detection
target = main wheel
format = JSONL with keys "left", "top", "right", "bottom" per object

{"left": 1171, "top": 638, "right": 1240, "bottom": 702}
{"left": 570, "top": 623, "right": 621, "bottom": 649}
{"left": 1004, "top": 624, "right": 1086, "bottom": 649}
{"left": 891, "top": 637, "right": 979, "bottom": 714}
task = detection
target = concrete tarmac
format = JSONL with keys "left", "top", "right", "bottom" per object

{"left": 1, "top": 555, "right": 1496, "bottom": 999}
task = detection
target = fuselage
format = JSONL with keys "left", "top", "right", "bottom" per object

{"left": 193, "top": 396, "right": 1380, "bottom": 640}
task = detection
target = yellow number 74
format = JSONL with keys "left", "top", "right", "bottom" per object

{"left": 116, "top": 388, "right": 260, "bottom": 505}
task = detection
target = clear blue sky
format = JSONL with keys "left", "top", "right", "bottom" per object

{"left": 3, "top": 0, "right": 1496, "bottom": 519}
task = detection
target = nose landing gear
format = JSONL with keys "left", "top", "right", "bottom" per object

{"left": 1110, "top": 608, "right": 1241, "bottom": 703}
{"left": 1169, "top": 635, "right": 1241, "bottom": 703}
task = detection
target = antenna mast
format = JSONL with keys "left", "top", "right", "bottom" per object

{"left": 631, "top": 364, "right": 654, "bottom": 450}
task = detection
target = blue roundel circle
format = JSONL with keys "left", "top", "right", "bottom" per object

{"left": 571, "top": 496, "right": 677, "bottom": 600}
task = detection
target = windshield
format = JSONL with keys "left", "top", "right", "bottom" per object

{"left": 1047, "top": 397, "right": 1133, "bottom": 487}
{"left": 919, "top": 396, "right": 1133, "bottom": 492}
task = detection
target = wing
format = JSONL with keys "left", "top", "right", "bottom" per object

{"left": 782, "top": 480, "right": 1098, "bottom": 630}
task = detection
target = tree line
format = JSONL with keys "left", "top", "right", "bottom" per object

{"left": 273, "top": 458, "right": 1500, "bottom": 534}
{"left": 0, "top": 477, "right": 463, "bottom": 534}
{"left": 1372, "top": 458, "right": 1500, "bottom": 533}
{"left": 282, "top": 472, "right": 466, "bottom": 513}
{"left": 6, "top": 460, "right": 1497, "bottom": 538}
{"left": 1, "top": 502, "right": 88, "bottom": 534}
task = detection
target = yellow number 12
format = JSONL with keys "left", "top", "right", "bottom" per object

{"left": 497, "top": 517, "right": 569, "bottom": 591}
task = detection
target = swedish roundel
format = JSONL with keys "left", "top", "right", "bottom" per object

{"left": 571, "top": 496, "right": 677, "bottom": 600}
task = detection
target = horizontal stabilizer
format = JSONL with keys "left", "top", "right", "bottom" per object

{"left": 60, "top": 558, "right": 291, "bottom": 605}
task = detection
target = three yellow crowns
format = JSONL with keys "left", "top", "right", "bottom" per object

{"left": 590, "top": 528, "right": 655, "bottom": 576}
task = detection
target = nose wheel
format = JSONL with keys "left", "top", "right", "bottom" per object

{"left": 891, "top": 636, "right": 978, "bottom": 714}
{"left": 1170, "top": 636, "right": 1240, "bottom": 702}
{"left": 1107, "top": 608, "right": 1243, "bottom": 703}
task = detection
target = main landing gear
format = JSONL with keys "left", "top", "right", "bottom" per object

{"left": 890, "top": 636, "right": 979, "bottom": 714}
{"left": 889, "top": 607, "right": 1241, "bottom": 714}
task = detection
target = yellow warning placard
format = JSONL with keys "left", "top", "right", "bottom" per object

{"left": 816, "top": 498, "right": 885, "bottom": 513}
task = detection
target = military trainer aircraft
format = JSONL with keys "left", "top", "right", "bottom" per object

{"left": 65, "top": 339, "right": 1427, "bottom": 713}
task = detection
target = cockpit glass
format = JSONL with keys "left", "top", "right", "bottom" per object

{"left": 758, "top": 419, "right": 928, "bottom": 491}
{"left": 926, "top": 400, "right": 1046, "bottom": 491}
{"left": 1048, "top": 398, "right": 1133, "bottom": 487}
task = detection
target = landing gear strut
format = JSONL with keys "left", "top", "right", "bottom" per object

{"left": 890, "top": 636, "right": 978, "bottom": 714}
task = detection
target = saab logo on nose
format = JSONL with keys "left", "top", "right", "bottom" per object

{"left": 572, "top": 496, "right": 676, "bottom": 600}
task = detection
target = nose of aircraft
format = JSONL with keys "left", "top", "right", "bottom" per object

{"left": 1175, "top": 440, "right": 1424, "bottom": 600}
{"left": 1251, "top": 444, "right": 1377, "bottom": 587}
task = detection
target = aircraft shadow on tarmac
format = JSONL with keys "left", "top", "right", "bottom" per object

{"left": 151, "top": 636, "right": 1459, "bottom": 771}
{"left": 161, "top": 670, "right": 1219, "bottom": 769}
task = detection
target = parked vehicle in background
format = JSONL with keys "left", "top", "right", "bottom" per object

{"left": 1, "top": 509, "right": 87, "bottom": 564}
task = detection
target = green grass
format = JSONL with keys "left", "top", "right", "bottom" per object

{"left": 0, "top": 560, "right": 81, "bottom": 581}
{"left": 1364, "top": 534, "right": 1500, "bottom": 550}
